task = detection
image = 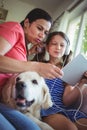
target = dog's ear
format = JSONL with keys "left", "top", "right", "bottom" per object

{"left": 41, "top": 80, "right": 53, "bottom": 109}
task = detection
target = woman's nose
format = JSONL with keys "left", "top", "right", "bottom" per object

{"left": 39, "top": 32, "right": 45, "bottom": 39}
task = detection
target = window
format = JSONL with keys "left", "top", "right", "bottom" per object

{"left": 81, "top": 12, "right": 87, "bottom": 57}
{"left": 67, "top": 11, "right": 87, "bottom": 58}
{"left": 67, "top": 16, "right": 81, "bottom": 55}
{"left": 51, "top": 1, "right": 87, "bottom": 58}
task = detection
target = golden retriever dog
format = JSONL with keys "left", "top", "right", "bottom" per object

{"left": 1, "top": 71, "right": 54, "bottom": 130}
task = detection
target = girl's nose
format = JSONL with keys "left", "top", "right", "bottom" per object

{"left": 56, "top": 44, "right": 60, "bottom": 49}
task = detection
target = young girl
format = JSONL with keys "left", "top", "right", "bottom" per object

{"left": 40, "top": 31, "right": 87, "bottom": 130}
{"left": 0, "top": 9, "right": 63, "bottom": 130}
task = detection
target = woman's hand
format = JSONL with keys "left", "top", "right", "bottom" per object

{"left": 35, "top": 62, "right": 63, "bottom": 79}
{"left": 0, "top": 54, "right": 63, "bottom": 79}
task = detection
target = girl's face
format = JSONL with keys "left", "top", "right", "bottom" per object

{"left": 24, "top": 19, "right": 51, "bottom": 45}
{"left": 47, "top": 35, "right": 67, "bottom": 59}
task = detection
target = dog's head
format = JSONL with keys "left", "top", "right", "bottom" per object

{"left": 2, "top": 71, "right": 53, "bottom": 112}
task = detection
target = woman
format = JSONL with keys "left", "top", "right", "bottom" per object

{"left": 40, "top": 31, "right": 87, "bottom": 130}
{"left": 0, "top": 9, "right": 63, "bottom": 130}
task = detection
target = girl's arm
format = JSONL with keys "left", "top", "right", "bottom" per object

{"left": 63, "top": 72, "right": 87, "bottom": 106}
{"left": 63, "top": 84, "right": 80, "bottom": 106}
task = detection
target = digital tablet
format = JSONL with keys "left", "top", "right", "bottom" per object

{"left": 61, "top": 54, "right": 87, "bottom": 86}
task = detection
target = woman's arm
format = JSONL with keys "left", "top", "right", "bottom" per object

{"left": 0, "top": 36, "right": 63, "bottom": 78}
{"left": 0, "top": 55, "right": 63, "bottom": 79}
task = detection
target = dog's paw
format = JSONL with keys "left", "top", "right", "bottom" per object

{"left": 39, "top": 122, "right": 54, "bottom": 130}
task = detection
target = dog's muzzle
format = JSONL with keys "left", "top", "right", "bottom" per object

{"left": 15, "top": 81, "right": 35, "bottom": 108}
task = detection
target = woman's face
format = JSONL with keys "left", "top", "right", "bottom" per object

{"left": 24, "top": 19, "right": 51, "bottom": 45}
{"left": 47, "top": 35, "right": 67, "bottom": 59}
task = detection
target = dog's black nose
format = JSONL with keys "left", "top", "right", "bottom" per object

{"left": 16, "top": 82, "right": 26, "bottom": 99}
{"left": 16, "top": 82, "right": 26, "bottom": 90}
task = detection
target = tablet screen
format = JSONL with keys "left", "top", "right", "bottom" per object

{"left": 62, "top": 54, "right": 87, "bottom": 86}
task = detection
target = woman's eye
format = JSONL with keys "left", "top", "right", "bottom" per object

{"left": 37, "top": 27, "right": 42, "bottom": 31}
{"left": 45, "top": 31, "right": 49, "bottom": 36}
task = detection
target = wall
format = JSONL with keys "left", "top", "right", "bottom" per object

{"left": 0, "top": 0, "right": 34, "bottom": 22}
{"left": 53, "top": 0, "right": 76, "bottom": 19}
{"left": 0, "top": 0, "right": 83, "bottom": 24}
{"left": 0, "top": 0, "right": 77, "bottom": 22}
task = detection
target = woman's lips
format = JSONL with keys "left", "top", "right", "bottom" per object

{"left": 35, "top": 39, "right": 41, "bottom": 43}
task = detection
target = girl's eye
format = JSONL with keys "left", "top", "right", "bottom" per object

{"left": 60, "top": 44, "right": 65, "bottom": 48}
{"left": 61, "top": 44, "right": 64, "bottom": 47}
{"left": 51, "top": 42, "right": 57, "bottom": 45}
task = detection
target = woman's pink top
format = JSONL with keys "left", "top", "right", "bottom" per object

{"left": 0, "top": 22, "right": 27, "bottom": 94}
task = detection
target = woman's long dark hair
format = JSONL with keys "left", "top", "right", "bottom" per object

{"left": 20, "top": 8, "right": 53, "bottom": 27}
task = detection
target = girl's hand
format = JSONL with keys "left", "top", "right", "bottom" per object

{"left": 78, "top": 71, "right": 87, "bottom": 88}
{"left": 28, "top": 42, "right": 45, "bottom": 55}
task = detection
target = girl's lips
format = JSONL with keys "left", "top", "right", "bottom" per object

{"left": 54, "top": 51, "right": 60, "bottom": 55}
{"left": 53, "top": 52, "right": 61, "bottom": 57}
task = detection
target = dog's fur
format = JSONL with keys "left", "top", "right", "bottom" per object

{"left": 1, "top": 71, "right": 54, "bottom": 130}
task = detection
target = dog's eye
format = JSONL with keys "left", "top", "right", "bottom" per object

{"left": 32, "top": 79, "right": 38, "bottom": 84}
{"left": 16, "top": 77, "right": 20, "bottom": 82}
